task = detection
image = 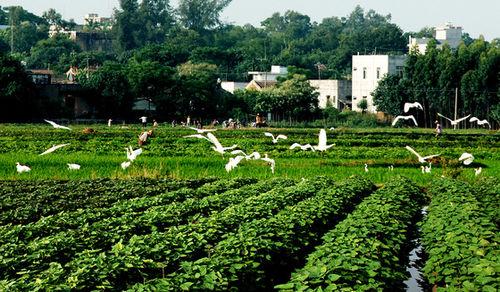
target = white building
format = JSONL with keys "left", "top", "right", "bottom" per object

{"left": 220, "top": 81, "right": 248, "bottom": 94}
{"left": 409, "top": 23, "right": 463, "bottom": 54}
{"left": 248, "top": 65, "right": 288, "bottom": 83}
{"left": 309, "top": 80, "right": 351, "bottom": 110}
{"left": 83, "top": 13, "right": 113, "bottom": 30}
{"left": 351, "top": 54, "right": 406, "bottom": 113}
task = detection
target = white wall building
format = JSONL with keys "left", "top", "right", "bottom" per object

{"left": 248, "top": 65, "right": 288, "bottom": 83}
{"left": 309, "top": 80, "right": 351, "bottom": 110}
{"left": 351, "top": 55, "right": 406, "bottom": 113}
{"left": 220, "top": 81, "right": 248, "bottom": 94}
{"left": 409, "top": 22, "right": 463, "bottom": 54}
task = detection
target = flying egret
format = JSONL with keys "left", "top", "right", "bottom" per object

{"left": 264, "top": 132, "right": 288, "bottom": 144}
{"left": 392, "top": 115, "right": 418, "bottom": 127}
{"left": 260, "top": 154, "right": 275, "bottom": 174}
{"left": 183, "top": 134, "right": 210, "bottom": 141}
{"left": 313, "top": 129, "right": 334, "bottom": 151}
{"left": 290, "top": 143, "right": 315, "bottom": 151}
{"left": 230, "top": 150, "right": 261, "bottom": 160}
{"left": 437, "top": 113, "right": 471, "bottom": 126}
{"left": 225, "top": 155, "right": 245, "bottom": 172}
{"left": 44, "top": 119, "right": 72, "bottom": 130}
{"left": 121, "top": 161, "right": 131, "bottom": 169}
{"left": 405, "top": 145, "right": 440, "bottom": 163}
{"left": 126, "top": 146, "right": 142, "bottom": 161}
{"left": 67, "top": 163, "right": 80, "bottom": 170}
{"left": 364, "top": 164, "right": 368, "bottom": 172}
{"left": 403, "top": 102, "right": 423, "bottom": 113}
{"left": 40, "top": 143, "right": 70, "bottom": 155}
{"left": 474, "top": 167, "right": 482, "bottom": 176}
{"left": 189, "top": 127, "right": 217, "bottom": 134}
{"left": 469, "top": 117, "right": 491, "bottom": 128}
{"left": 206, "top": 133, "right": 238, "bottom": 155}
{"left": 16, "top": 162, "right": 31, "bottom": 173}
{"left": 458, "top": 152, "right": 474, "bottom": 165}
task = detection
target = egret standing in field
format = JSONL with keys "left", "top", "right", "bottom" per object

{"left": 67, "top": 163, "right": 81, "bottom": 170}
{"left": 469, "top": 117, "right": 491, "bottom": 129}
{"left": 39, "top": 143, "right": 70, "bottom": 155}
{"left": 458, "top": 152, "right": 474, "bottom": 165}
{"left": 121, "top": 161, "right": 131, "bottom": 170}
{"left": 474, "top": 167, "right": 482, "bottom": 176}
{"left": 16, "top": 162, "right": 31, "bottom": 173}
{"left": 405, "top": 146, "right": 440, "bottom": 163}
{"left": 313, "top": 129, "right": 334, "bottom": 151}
{"left": 264, "top": 132, "right": 288, "bottom": 144}
{"left": 392, "top": 115, "right": 418, "bottom": 127}
{"left": 403, "top": 102, "right": 423, "bottom": 113}
{"left": 44, "top": 119, "right": 72, "bottom": 130}
{"left": 364, "top": 164, "right": 369, "bottom": 172}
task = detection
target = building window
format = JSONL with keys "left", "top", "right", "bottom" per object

{"left": 376, "top": 67, "right": 381, "bottom": 79}
{"left": 363, "top": 67, "right": 367, "bottom": 79}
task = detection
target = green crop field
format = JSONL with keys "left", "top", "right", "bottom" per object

{"left": 0, "top": 124, "right": 498, "bottom": 291}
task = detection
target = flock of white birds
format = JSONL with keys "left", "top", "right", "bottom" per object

{"left": 392, "top": 102, "right": 491, "bottom": 129}
{"left": 14, "top": 119, "right": 483, "bottom": 177}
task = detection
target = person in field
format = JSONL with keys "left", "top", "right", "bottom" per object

{"left": 435, "top": 120, "right": 442, "bottom": 137}
{"left": 140, "top": 116, "right": 147, "bottom": 127}
{"left": 138, "top": 130, "right": 153, "bottom": 146}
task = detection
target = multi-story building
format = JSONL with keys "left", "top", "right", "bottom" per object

{"left": 351, "top": 54, "right": 406, "bottom": 113}
{"left": 409, "top": 22, "right": 463, "bottom": 54}
{"left": 309, "top": 80, "right": 351, "bottom": 110}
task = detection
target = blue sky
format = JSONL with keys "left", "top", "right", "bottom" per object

{"left": 2, "top": 0, "right": 498, "bottom": 40}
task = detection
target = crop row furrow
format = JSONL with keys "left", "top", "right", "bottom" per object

{"left": 0, "top": 178, "right": 256, "bottom": 281}
{"left": 420, "top": 179, "right": 499, "bottom": 291}
{"left": 21, "top": 177, "right": 333, "bottom": 291}
{"left": 138, "top": 176, "right": 376, "bottom": 291}
{"left": 276, "top": 176, "right": 424, "bottom": 291}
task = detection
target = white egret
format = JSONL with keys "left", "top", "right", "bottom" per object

{"left": 458, "top": 152, "right": 474, "bottom": 165}
{"left": 67, "top": 163, "right": 80, "bottom": 170}
{"left": 290, "top": 143, "right": 315, "bottom": 151}
{"left": 313, "top": 129, "right": 334, "bottom": 151}
{"left": 260, "top": 154, "right": 275, "bottom": 174}
{"left": 437, "top": 113, "right": 471, "bottom": 126}
{"left": 16, "top": 162, "right": 31, "bottom": 173}
{"left": 405, "top": 146, "right": 440, "bottom": 163}
{"left": 264, "top": 132, "right": 288, "bottom": 143}
{"left": 403, "top": 102, "right": 423, "bottom": 113}
{"left": 225, "top": 155, "right": 245, "bottom": 172}
{"left": 424, "top": 163, "right": 432, "bottom": 173}
{"left": 126, "top": 146, "right": 142, "bottom": 161}
{"left": 474, "top": 167, "right": 482, "bottom": 176}
{"left": 364, "top": 164, "right": 369, "bottom": 172}
{"left": 388, "top": 165, "right": 394, "bottom": 171}
{"left": 40, "top": 143, "right": 70, "bottom": 155}
{"left": 420, "top": 166, "right": 425, "bottom": 174}
{"left": 44, "top": 119, "right": 72, "bottom": 130}
{"left": 206, "top": 133, "right": 237, "bottom": 155}
{"left": 392, "top": 115, "right": 418, "bottom": 127}
{"left": 230, "top": 150, "right": 261, "bottom": 160}
{"left": 121, "top": 161, "right": 131, "bottom": 169}
{"left": 329, "top": 127, "right": 335, "bottom": 131}
{"left": 183, "top": 134, "right": 210, "bottom": 141}
{"left": 469, "top": 117, "right": 491, "bottom": 128}
{"left": 189, "top": 127, "right": 216, "bottom": 134}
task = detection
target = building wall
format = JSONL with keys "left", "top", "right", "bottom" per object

{"left": 352, "top": 55, "right": 406, "bottom": 113}
{"left": 221, "top": 81, "right": 248, "bottom": 94}
{"left": 309, "top": 80, "right": 351, "bottom": 109}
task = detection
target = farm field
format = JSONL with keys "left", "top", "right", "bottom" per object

{"left": 0, "top": 123, "right": 499, "bottom": 290}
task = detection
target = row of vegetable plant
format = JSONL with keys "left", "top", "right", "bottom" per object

{"left": 135, "top": 176, "right": 376, "bottom": 291}
{"left": 420, "top": 178, "right": 499, "bottom": 291}
{"left": 275, "top": 176, "right": 425, "bottom": 291}
{"left": 0, "top": 177, "right": 256, "bottom": 281}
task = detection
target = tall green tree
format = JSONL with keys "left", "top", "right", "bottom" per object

{"left": 177, "top": 0, "right": 231, "bottom": 33}
{"left": 113, "top": 0, "right": 142, "bottom": 51}
{"left": 139, "top": 0, "right": 175, "bottom": 44}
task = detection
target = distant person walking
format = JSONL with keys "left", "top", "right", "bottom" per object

{"left": 140, "top": 116, "right": 147, "bottom": 127}
{"left": 435, "top": 120, "right": 442, "bottom": 137}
